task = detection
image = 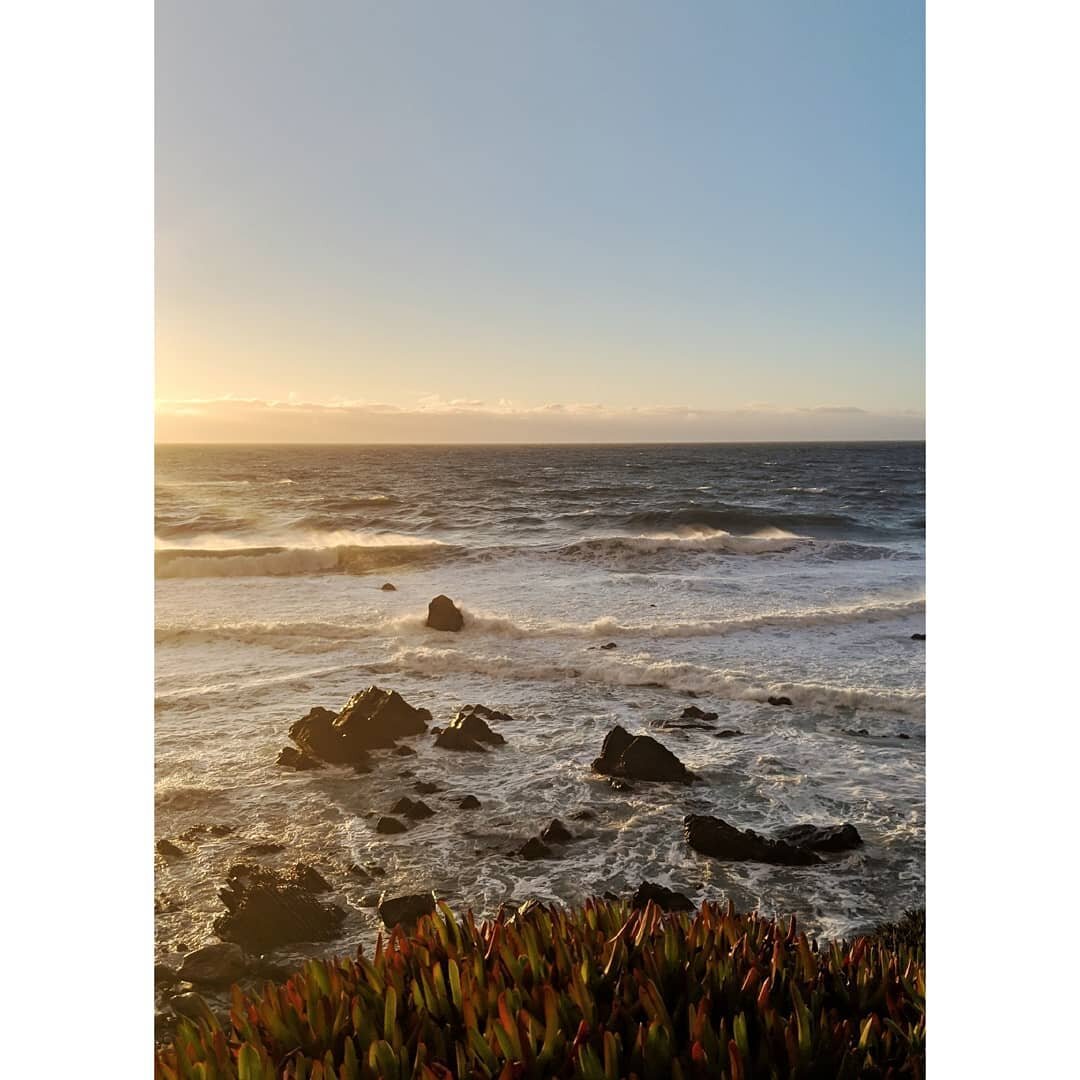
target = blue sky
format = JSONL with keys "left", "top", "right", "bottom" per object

{"left": 156, "top": 1, "right": 924, "bottom": 441}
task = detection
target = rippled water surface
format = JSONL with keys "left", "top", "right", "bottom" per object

{"left": 155, "top": 443, "right": 925, "bottom": 965}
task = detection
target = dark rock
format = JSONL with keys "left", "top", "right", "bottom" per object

{"left": 593, "top": 725, "right": 694, "bottom": 784}
{"left": 348, "top": 864, "right": 373, "bottom": 883}
{"left": 378, "top": 891, "right": 436, "bottom": 929}
{"left": 393, "top": 744, "right": 416, "bottom": 756}
{"left": 608, "top": 777, "right": 633, "bottom": 792}
{"left": 684, "top": 815, "right": 821, "bottom": 866}
{"left": 517, "top": 837, "right": 552, "bottom": 860}
{"left": 154, "top": 963, "right": 180, "bottom": 988}
{"left": 715, "top": 729, "right": 743, "bottom": 738}
{"left": 458, "top": 794, "right": 481, "bottom": 809}
{"left": 631, "top": 882, "right": 695, "bottom": 912}
{"left": 292, "top": 863, "right": 332, "bottom": 892}
{"left": 767, "top": 696, "right": 794, "bottom": 707}
{"left": 277, "top": 745, "right": 323, "bottom": 771}
{"left": 910, "top": 633, "right": 925, "bottom": 641}
{"left": 599, "top": 642, "right": 618, "bottom": 650}
{"left": 391, "top": 797, "right": 435, "bottom": 820}
{"left": 242, "top": 842, "right": 285, "bottom": 856}
{"left": 434, "top": 726, "right": 487, "bottom": 752}
{"left": 602, "top": 890, "right": 619, "bottom": 900}
{"left": 214, "top": 864, "right": 346, "bottom": 953}
{"left": 897, "top": 732, "right": 911, "bottom": 740}
{"left": 414, "top": 781, "right": 440, "bottom": 794}
{"left": 155, "top": 893, "right": 179, "bottom": 914}
{"left": 368, "top": 864, "right": 387, "bottom": 878}
{"left": 333, "top": 686, "right": 431, "bottom": 750}
{"left": 449, "top": 709, "right": 506, "bottom": 745}
{"left": 156, "top": 839, "right": 186, "bottom": 859}
{"left": 177, "top": 823, "right": 235, "bottom": 842}
{"left": 358, "top": 893, "right": 380, "bottom": 908}
{"left": 178, "top": 942, "right": 248, "bottom": 986}
{"left": 381, "top": 582, "right": 397, "bottom": 592}
{"left": 541, "top": 819, "right": 572, "bottom": 844}
{"left": 681, "top": 705, "right": 718, "bottom": 722}
{"left": 848, "top": 728, "right": 870, "bottom": 737}
{"left": 571, "top": 809, "right": 595, "bottom": 820}
{"left": 459, "top": 703, "right": 517, "bottom": 724}
{"left": 375, "top": 816, "right": 407, "bottom": 834}
{"left": 776, "top": 823, "right": 863, "bottom": 853}
{"left": 426, "top": 594, "right": 464, "bottom": 632}
{"left": 287, "top": 706, "right": 365, "bottom": 766}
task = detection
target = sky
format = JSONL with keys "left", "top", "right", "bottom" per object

{"left": 156, "top": 1, "right": 924, "bottom": 443}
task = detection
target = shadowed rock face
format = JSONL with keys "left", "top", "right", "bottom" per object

{"left": 277, "top": 746, "right": 323, "bottom": 771}
{"left": 426, "top": 595, "right": 464, "bottom": 632}
{"left": 213, "top": 864, "right": 346, "bottom": 953}
{"left": 449, "top": 710, "right": 506, "bottom": 745}
{"left": 775, "top": 823, "right": 863, "bottom": 852}
{"left": 593, "top": 724, "right": 694, "bottom": 784}
{"left": 390, "top": 797, "right": 435, "bottom": 820}
{"left": 378, "top": 892, "right": 436, "bottom": 929}
{"left": 631, "top": 882, "right": 695, "bottom": 912}
{"left": 434, "top": 727, "right": 487, "bottom": 752}
{"left": 541, "top": 819, "right": 572, "bottom": 844}
{"left": 684, "top": 815, "right": 821, "bottom": 866}
{"left": 376, "top": 816, "right": 408, "bottom": 834}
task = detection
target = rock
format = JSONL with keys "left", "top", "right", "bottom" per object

{"left": 608, "top": 777, "right": 633, "bottom": 792}
{"left": 391, "top": 797, "right": 435, "bottom": 820}
{"left": 446, "top": 709, "right": 506, "bottom": 746}
{"left": 458, "top": 795, "right": 481, "bottom": 809}
{"left": 571, "top": 809, "right": 595, "bottom": 821}
{"left": 287, "top": 706, "right": 366, "bottom": 766}
{"left": 897, "top": 733, "right": 911, "bottom": 740}
{"left": 177, "top": 824, "right": 234, "bottom": 842}
{"left": 381, "top": 582, "right": 397, "bottom": 591}
{"left": 631, "top": 882, "right": 695, "bottom": 912}
{"left": 517, "top": 837, "right": 552, "bottom": 860}
{"left": 348, "top": 864, "right": 373, "bottom": 882}
{"left": 911, "top": 633, "right": 925, "bottom": 641}
{"left": 459, "top": 703, "right": 517, "bottom": 724}
{"left": 214, "top": 864, "right": 346, "bottom": 953}
{"left": 715, "top": 729, "right": 743, "bottom": 738}
{"left": 156, "top": 839, "right": 186, "bottom": 859}
{"left": 333, "top": 686, "right": 431, "bottom": 750}
{"left": 681, "top": 705, "right": 718, "bottom": 722}
{"left": 848, "top": 728, "right": 870, "bottom": 737}
{"left": 414, "top": 781, "right": 440, "bottom": 794}
{"left": 292, "top": 863, "right": 332, "bottom": 892}
{"left": 358, "top": 893, "right": 380, "bottom": 908}
{"left": 434, "top": 726, "right": 487, "bottom": 752}
{"left": 767, "top": 696, "right": 794, "bottom": 707}
{"left": 378, "top": 891, "right": 436, "bottom": 929}
{"left": 154, "top": 963, "right": 180, "bottom": 988}
{"left": 178, "top": 942, "right": 248, "bottom": 986}
{"left": 541, "top": 819, "right": 572, "bottom": 844}
{"left": 155, "top": 893, "right": 179, "bottom": 914}
{"left": 684, "top": 815, "right": 820, "bottom": 866}
{"left": 593, "top": 725, "right": 694, "bottom": 784}
{"left": 375, "top": 816, "right": 408, "bottom": 834}
{"left": 393, "top": 744, "right": 416, "bottom": 756}
{"left": 277, "top": 746, "right": 323, "bottom": 771}
{"left": 775, "top": 823, "right": 863, "bottom": 853}
{"left": 426, "top": 594, "right": 464, "bottom": 632}
{"left": 599, "top": 642, "right": 617, "bottom": 650}
{"left": 242, "top": 842, "right": 285, "bottom": 856}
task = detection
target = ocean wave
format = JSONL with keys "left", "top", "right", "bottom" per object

{"left": 372, "top": 646, "right": 926, "bottom": 717}
{"left": 559, "top": 529, "right": 808, "bottom": 561}
{"left": 617, "top": 506, "right": 857, "bottom": 532}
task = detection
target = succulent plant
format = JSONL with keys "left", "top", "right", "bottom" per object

{"left": 155, "top": 899, "right": 925, "bottom": 1078}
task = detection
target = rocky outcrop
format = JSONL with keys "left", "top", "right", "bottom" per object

{"left": 684, "top": 815, "right": 820, "bottom": 866}
{"left": 292, "top": 863, "right": 333, "bottom": 892}
{"left": 682, "top": 705, "right": 718, "bottom": 722}
{"left": 277, "top": 746, "right": 323, "bottom": 771}
{"left": 599, "top": 642, "right": 617, "bottom": 650}
{"left": 213, "top": 864, "right": 346, "bottom": 953}
{"left": 517, "top": 837, "right": 552, "bottom": 860}
{"left": 911, "top": 633, "right": 925, "bottom": 641}
{"left": 390, "top": 797, "right": 435, "bottom": 820}
{"left": 767, "top": 696, "right": 794, "bottom": 707}
{"left": 448, "top": 709, "right": 506, "bottom": 745}
{"left": 775, "top": 823, "right": 863, "bottom": 853}
{"left": 381, "top": 582, "right": 397, "bottom": 591}
{"left": 541, "top": 819, "right": 572, "bottom": 844}
{"left": 459, "top": 703, "right": 517, "bottom": 725}
{"left": 414, "top": 781, "right": 440, "bottom": 794}
{"left": 426, "top": 595, "right": 464, "bottom": 632}
{"left": 631, "top": 882, "right": 695, "bottom": 912}
{"left": 458, "top": 795, "right": 481, "bottom": 809}
{"left": 178, "top": 942, "right": 248, "bottom": 986}
{"left": 376, "top": 816, "right": 407, "bottom": 834}
{"left": 593, "top": 725, "right": 694, "bottom": 784}
{"left": 155, "top": 838, "right": 186, "bottom": 859}
{"left": 434, "top": 727, "right": 487, "bottom": 752}
{"left": 378, "top": 892, "right": 436, "bottom": 929}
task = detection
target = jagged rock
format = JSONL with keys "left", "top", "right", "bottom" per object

{"left": 242, "top": 842, "right": 285, "bottom": 856}
{"left": 178, "top": 942, "right": 248, "bottom": 986}
{"left": 156, "top": 839, "right": 186, "bottom": 859}
{"left": 593, "top": 724, "right": 694, "bottom": 784}
{"left": 459, "top": 703, "right": 517, "bottom": 724}
{"left": 911, "top": 633, "right": 925, "bottom": 641}
{"left": 177, "top": 823, "right": 234, "bottom": 842}
{"left": 434, "top": 726, "right": 487, "bottom": 752}
{"left": 776, "top": 823, "right": 863, "bottom": 853}
{"left": 414, "top": 781, "right": 440, "bottom": 794}
{"left": 213, "top": 864, "right": 346, "bottom": 953}
{"left": 426, "top": 594, "right": 464, "bottom": 632}
{"left": 458, "top": 795, "right": 481, "bottom": 809}
{"left": 599, "top": 642, "right": 617, "bottom": 650}
{"left": 391, "top": 797, "right": 435, "bottom": 820}
{"left": 684, "top": 815, "right": 820, "bottom": 866}
{"left": 541, "top": 819, "right": 572, "bottom": 844}
{"left": 767, "top": 696, "right": 794, "bottom": 707}
{"left": 277, "top": 746, "right": 323, "bottom": 771}
{"left": 293, "top": 863, "right": 332, "bottom": 892}
{"left": 378, "top": 892, "right": 436, "bottom": 929}
{"left": 446, "top": 709, "right": 506, "bottom": 746}
{"left": 381, "top": 582, "right": 397, "bottom": 591}
{"left": 517, "top": 837, "right": 552, "bottom": 860}
{"left": 631, "top": 882, "right": 695, "bottom": 912}
{"left": 287, "top": 707, "right": 360, "bottom": 765}
{"left": 681, "top": 705, "right": 718, "bottom": 722}
{"left": 376, "top": 816, "right": 407, "bottom": 834}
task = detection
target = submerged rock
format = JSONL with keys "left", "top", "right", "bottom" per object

{"left": 177, "top": 823, "right": 234, "bottom": 842}
{"left": 390, "top": 796, "right": 435, "bottom": 820}
{"left": 277, "top": 746, "right": 323, "bottom": 771}
{"left": 214, "top": 864, "right": 346, "bottom": 953}
{"left": 775, "top": 823, "right": 863, "bottom": 853}
{"left": 378, "top": 891, "right": 436, "bottom": 929}
{"left": 434, "top": 727, "right": 487, "bottom": 752}
{"left": 459, "top": 703, "right": 517, "bottom": 724}
{"left": 715, "top": 729, "right": 743, "bottom": 739}
{"left": 681, "top": 705, "right": 718, "bottom": 722}
{"left": 393, "top": 745, "right": 416, "bottom": 757}
{"left": 154, "top": 963, "right": 180, "bottom": 988}
{"left": 911, "top": 633, "right": 925, "bottom": 641}
{"left": 541, "top": 819, "right": 573, "bottom": 844}
{"left": 458, "top": 795, "right": 481, "bottom": 809}
{"left": 178, "top": 942, "right": 248, "bottom": 986}
{"left": 156, "top": 838, "right": 186, "bottom": 859}
{"left": 375, "top": 816, "right": 408, "bottom": 834}
{"left": 241, "top": 842, "right": 285, "bottom": 856}
{"left": 426, "top": 594, "right": 464, "bottom": 632}
{"left": 380, "top": 582, "right": 397, "bottom": 592}
{"left": 446, "top": 709, "right": 506, "bottom": 746}
{"left": 599, "top": 641, "right": 618, "bottom": 650}
{"left": 517, "top": 837, "right": 553, "bottom": 860}
{"left": 292, "top": 863, "right": 333, "bottom": 892}
{"left": 684, "top": 815, "right": 821, "bottom": 866}
{"left": 593, "top": 724, "right": 694, "bottom": 784}
{"left": 631, "top": 882, "right": 695, "bottom": 912}
{"left": 414, "top": 781, "right": 440, "bottom": 794}
{"left": 767, "top": 696, "right": 794, "bottom": 707}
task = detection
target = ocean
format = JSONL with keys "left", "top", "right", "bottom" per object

{"left": 155, "top": 442, "right": 925, "bottom": 967}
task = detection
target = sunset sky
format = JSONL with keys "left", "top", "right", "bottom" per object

{"left": 156, "top": 1, "right": 924, "bottom": 442}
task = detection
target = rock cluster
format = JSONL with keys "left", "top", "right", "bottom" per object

{"left": 435, "top": 705, "right": 508, "bottom": 752}
{"left": 593, "top": 725, "right": 695, "bottom": 784}
{"left": 684, "top": 815, "right": 863, "bottom": 866}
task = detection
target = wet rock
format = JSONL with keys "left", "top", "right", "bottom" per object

{"left": 381, "top": 582, "right": 397, "bottom": 591}
{"left": 292, "top": 863, "right": 332, "bottom": 892}
{"left": 155, "top": 893, "right": 178, "bottom": 915}
{"left": 848, "top": 728, "right": 870, "bottom": 737}
{"left": 414, "top": 781, "right": 440, "bottom": 794}
{"left": 571, "top": 809, "right": 595, "bottom": 821}
{"left": 393, "top": 744, "right": 416, "bottom": 756}
{"left": 776, "top": 823, "right": 863, "bottom": 853}
{"left": 178, "top": 942, "right": 248, "bottom": 986}
{"left": 459, "top": 703, "right": 517, "bottom": 724}
{"left": 684, "top": 815, "right": 821, "bottom": 866}
{"left": 911, "top": 633, "right": 925, "bottom": 641}
{"left": 391, "top": 796, "right": 435, "bottom": 820}
{"left": 348, "top": 864, "right": 373, "bottom": 883}
{"left": 897, "top": 732, "right": 911, "bottom": 740}
{"left": 631, "top": 882, "right": 695, "bottom": 912}
{"left": 378, "top": 891, "right": 436, "bottom": 929}
{"left": 448, "top": 709, "right": 506, "bottom": 745}
{"left": 358, "top": 893, "right": 380, "bottom": 908}
{"left": 608, "top": 777, "right": 633, "bottom": 792}
{"left": 154, "top": 963, "right": 180, "bottom": 988}
{"left": 214, "top": 864, "right": 346, "bottom": 953}
{"left": 376, "top": 816, "right": 408, "bottom": 834}
{"left": 599, "top": 641, "right": 618, "bottom": 650}
{"left": 593, "top": 724, "right": 694, "bottom": 784}
{"left": 277, "top": 746, "right": 323, "bottom": 771}
{"left": 602, "top": 890, "right": 619, "bottom": 901}
{"left": 287, "top": 706, "right": 363, "bottom": 766}
{"left": 177, "top": 823, "right": 235, "bottom": 842}
{"left": 681, "top": 705, "right": 718, "bottom": 722}
{"left": 434, "top": 726, "right": 487, "bottom": 752}
{"left": 541, "top": 819, "right": 572, "bottom": 844}
{"left": 517, "top": 837, "right": 553, "bottom": 860}
{"left": 715, "top": 729, "right": 744, "bottom": 738}
{"left": 458, "top": 795, "right": 481, "bottom": 809}
{"left": 426, "top": 594, "right": 464, "bottom": 632}
{"left": 156, "top": 838, "right": 186, "bottom": 859}
{"left": 242, "top": 842, "right": 285, "bottom": 856}
{"left": 767, "top": 696, "right": 794, "bottom": 707}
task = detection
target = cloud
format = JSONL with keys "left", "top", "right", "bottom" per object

{"left": 154, "top": 395, "right": 925, "bottom": 443}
